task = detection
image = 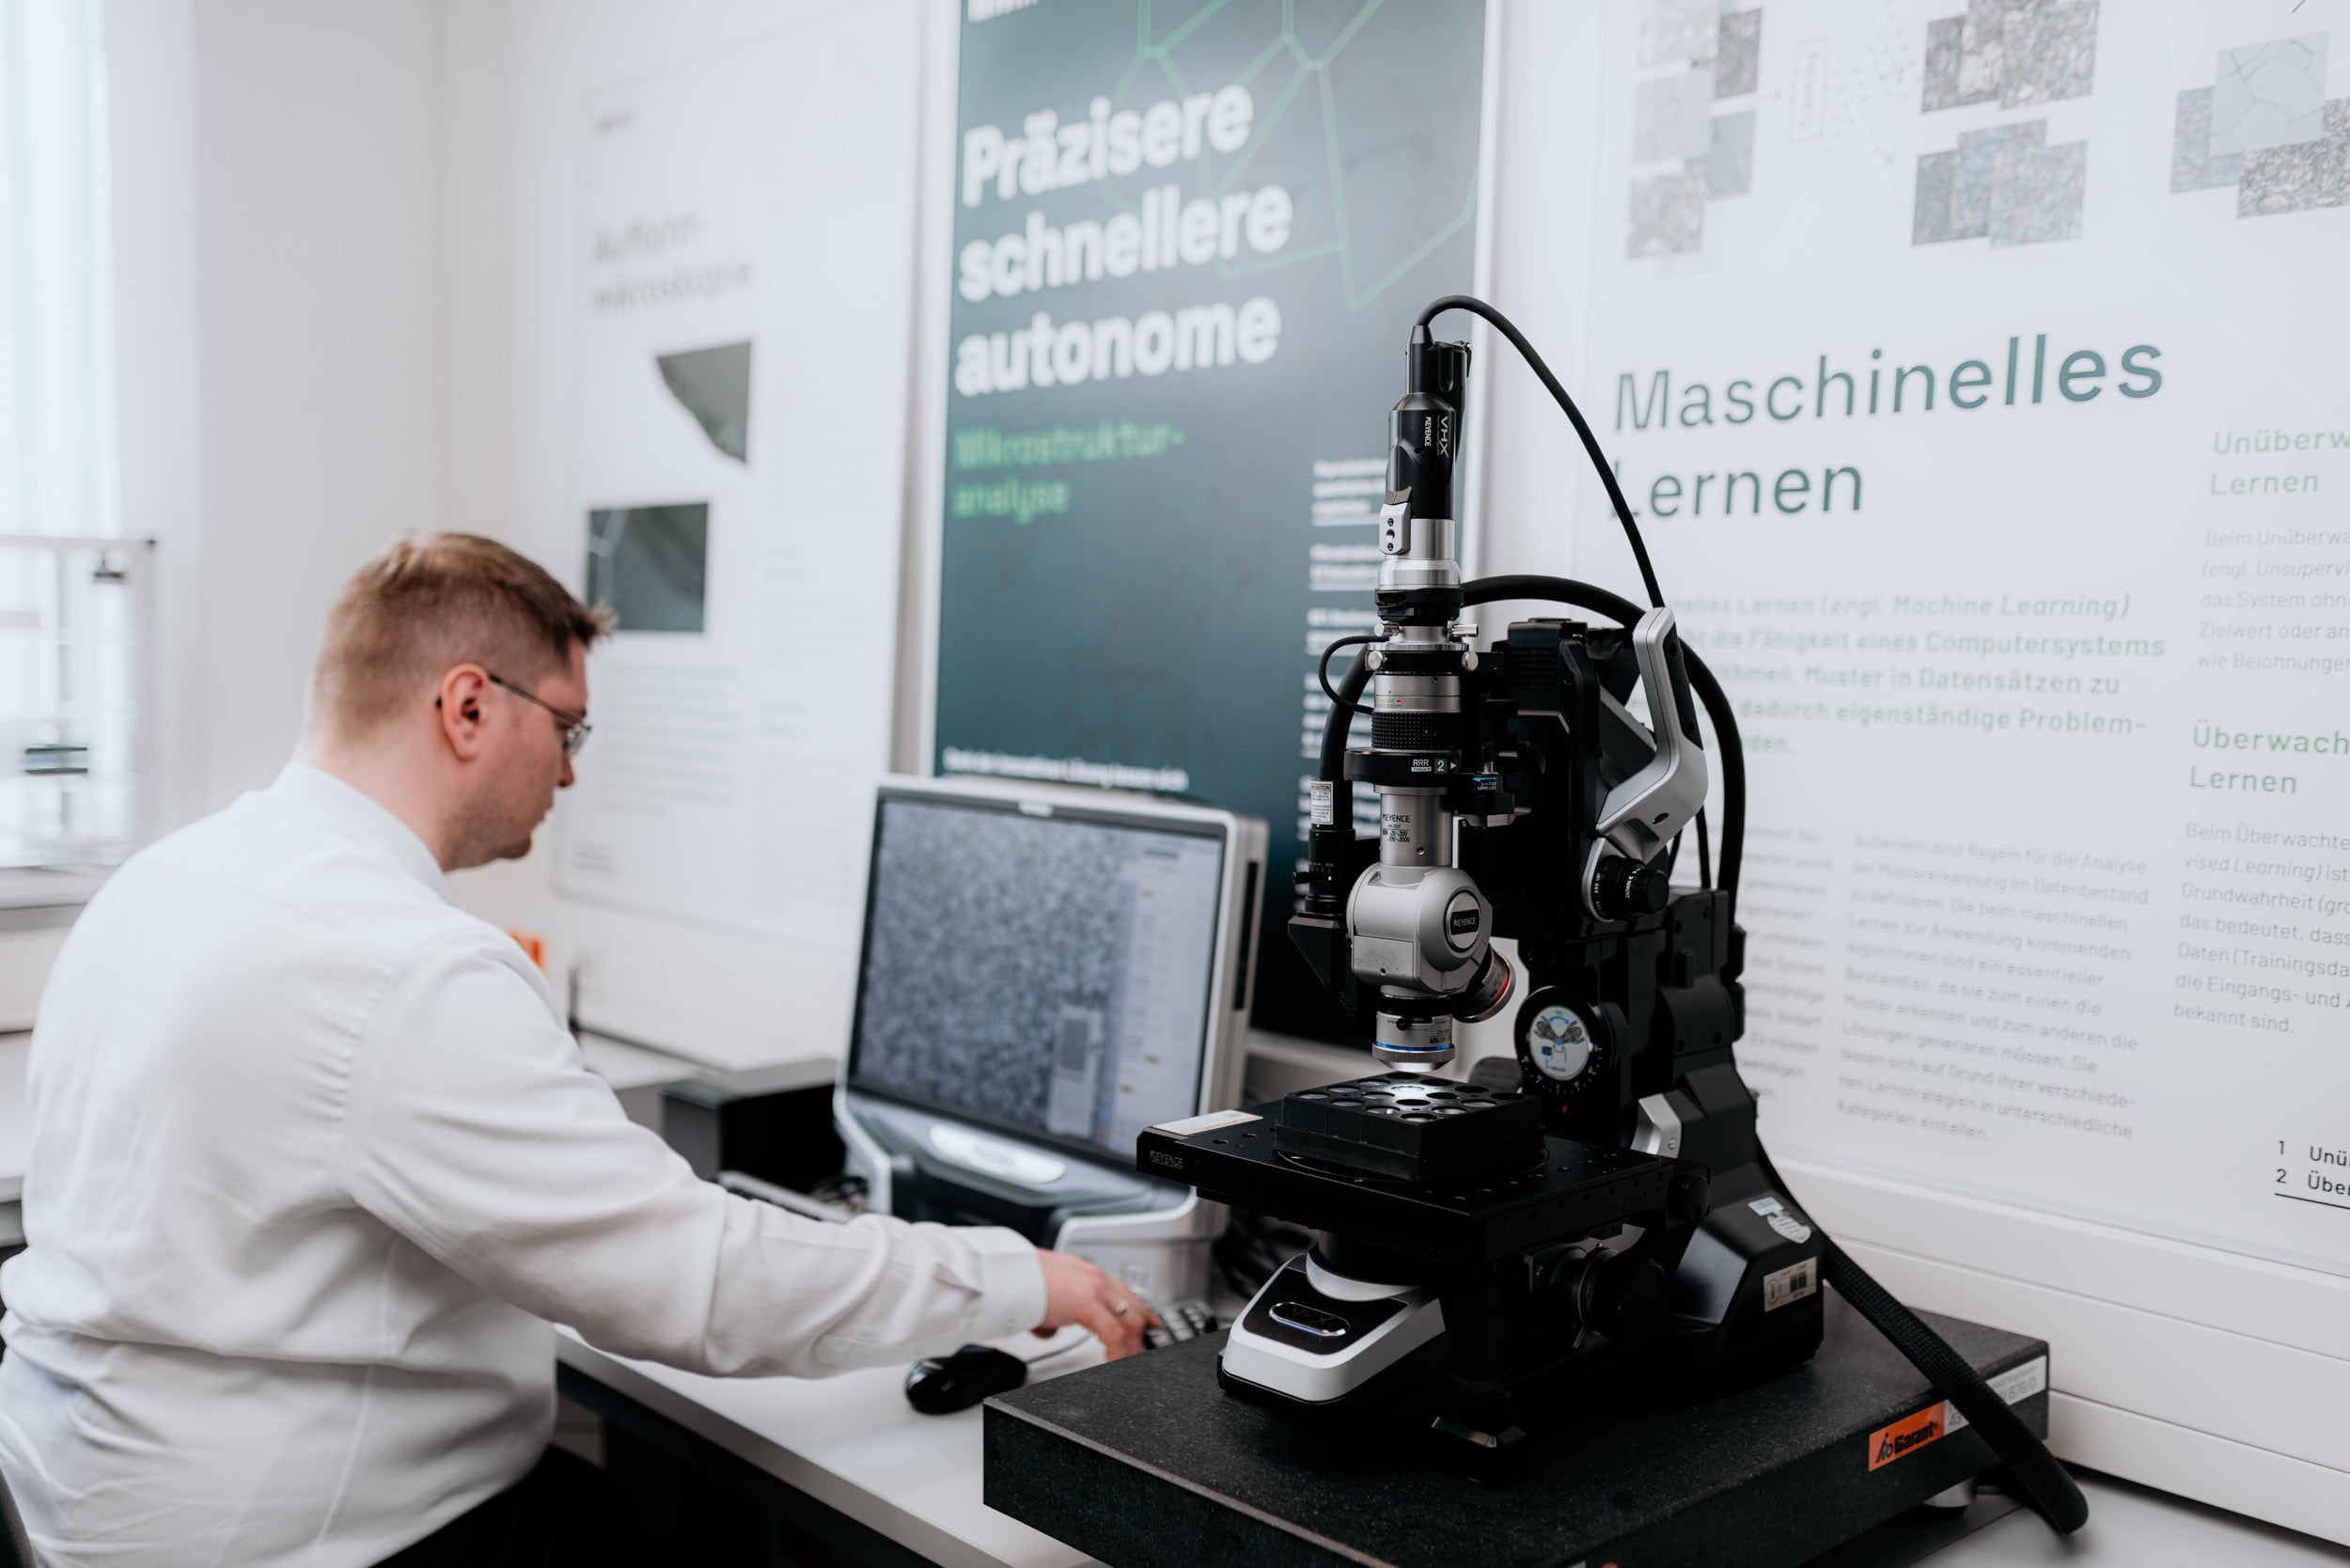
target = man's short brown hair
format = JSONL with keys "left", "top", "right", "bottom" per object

{"left": 312, "top": 532, "right": 611, "bottom": 742}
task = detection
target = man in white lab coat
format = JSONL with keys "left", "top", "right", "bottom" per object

{"left": 0, "top": 534, "right": 1150, "bottom": 1568}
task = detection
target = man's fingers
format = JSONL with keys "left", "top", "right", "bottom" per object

{"left": 1105, "top": 1286, "right": 1158, "bottom": 1354}
{"left": 1092, "top": 1286, "right": 1153, "bottom": 1358}
{"left": 1032, "top": 1250, "right": 1160, "bottom": 1357}
{"left": 1080, "top": 1299, "right": 1136, "bottom": 1358}
{"left": 1108, "top": 1284, "right": 1161, "bottom": 1333}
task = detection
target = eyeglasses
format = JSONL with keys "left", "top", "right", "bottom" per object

{"left": 486, "top": 672, "right": 592, "bottom": 758}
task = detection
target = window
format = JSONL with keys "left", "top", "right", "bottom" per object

{"left": 0, "top": 0, "right": 142, "bottom": 869}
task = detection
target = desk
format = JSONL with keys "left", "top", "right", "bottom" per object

{"left": 556, "top": 1328, "right": 1097, "bottom": 1568}
{"left": 556, "top": 1329, "right": 2343, "bottom": 1568}
{"left": 0, "top": 1032, "right": 2329, "bottom": 1568}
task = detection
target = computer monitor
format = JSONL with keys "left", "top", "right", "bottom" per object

{"left": 835, "top": 776, "right": 1265, "bottom": 1301}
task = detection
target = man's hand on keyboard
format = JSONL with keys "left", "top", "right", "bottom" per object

{"left": 1144, "top": 1300, "right": 1219, "bottom": 1350}
{"left": 1033, "top": 1250, "right": 1158, "bottom": 1359}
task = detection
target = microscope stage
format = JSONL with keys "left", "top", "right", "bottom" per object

{"left": 1138, "top": 1105, "right": 1678, "bottom": 1267}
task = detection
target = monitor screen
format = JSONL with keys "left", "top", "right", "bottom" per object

{"left": 846, "top": 792, "right": 1228, "bottom": 1162}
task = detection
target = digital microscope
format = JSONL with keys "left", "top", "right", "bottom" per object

{"left": 1134, "top": 297, "right": 2087, "bottom": 1534}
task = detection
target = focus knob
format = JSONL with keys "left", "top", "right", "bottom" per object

{"left": 1590, "top": 855, "right": 1670, "bottom": 919}
{"left": 1668, "top": 1168, "right": 1712, "bottom": 1223}
{"left": 1588, "top": 1255, "right": 1669, "bottom": 1344}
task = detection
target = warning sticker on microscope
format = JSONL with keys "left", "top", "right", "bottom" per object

{"left": 1150, "top": 1110, "right": 1261, "bottom": 1137}
{"left": 1867, "top": 1403, "right": 1949, "bottom": 1471}
{"left": 1762, "top": 1257, "right": 1817, "bottom": 1311}
{"left": 1866, "top": 1355, "right": 2048, "bottom": 1471}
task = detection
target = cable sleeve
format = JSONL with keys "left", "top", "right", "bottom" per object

{"left": 1415, "top": 297, "right": 1665, "bottom": 609}
{"left": 1809, "top": 1226, "right": 2090, "bottom": 1534}
{"left": 1319, "top": 653, "right": 1371, "bottom": 785}
{"left": 1747, "top": 1146, "right": 2085, "bottom": 1532}
{"left": 1318, "top": 635, "right": 1379, "bottom": 719}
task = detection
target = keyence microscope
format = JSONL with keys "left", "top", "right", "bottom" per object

{"left": 1133, "top": 296, "right": 2089, "bottom": 1536}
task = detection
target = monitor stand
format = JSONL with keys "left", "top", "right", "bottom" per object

{"left": 837, "top": 1089, "right": 1220, "bottom": 1303}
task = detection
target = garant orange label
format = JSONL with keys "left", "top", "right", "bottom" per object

{"left": 1866, "top": 1401, "right": 1947, "bottom": 1471}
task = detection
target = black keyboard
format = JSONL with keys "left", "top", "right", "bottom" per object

{"left": 1144, "top": 1299, "right": 1219, "bottom": 1349}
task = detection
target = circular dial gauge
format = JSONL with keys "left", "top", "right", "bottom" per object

{"left": 1524, "top": 1002, "right": 1596, "bottom": 1084}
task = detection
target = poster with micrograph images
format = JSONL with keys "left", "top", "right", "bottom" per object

{"left": 1565, "top": 0, "right": 2350, "bottom": 1280}
{"left": 931, "top": 0, "right": 1489, "bottom": 1043}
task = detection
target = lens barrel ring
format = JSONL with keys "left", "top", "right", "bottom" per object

{"left": 1371, "top": 711, "right": 1464, "bottom": 752}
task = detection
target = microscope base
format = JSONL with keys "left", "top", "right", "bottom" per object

{"left": 984, "top": 1294, "right": 2051, "bottom": 1568}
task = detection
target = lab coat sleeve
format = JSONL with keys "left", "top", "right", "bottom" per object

{"left": 337, "top": 933, "right": 1048, "bottom": 1377}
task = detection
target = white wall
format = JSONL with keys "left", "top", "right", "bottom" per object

{"left": 104, "top": 0, "right": 511, "bottom": 825}
{"left": 101, "top": 0, "right": 203, "bottom": 838}
{"left": 6, "top": 0, "right": 501, "bottom": 1017}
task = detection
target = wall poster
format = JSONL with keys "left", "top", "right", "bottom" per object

{"left": 1566, "top": 0, "right": 2349, "bottom": 1280}
{"left": 931, "top": 0, "right": 1491, "bottom": 1043}
{"left": 552, "top": 1, "right": 920, "bottom": 1059}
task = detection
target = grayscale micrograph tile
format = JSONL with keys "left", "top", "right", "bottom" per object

{"left": 2000, "top": 0, "right": 2099, "bottom": 109}
{"left": 2170, "top": 86, "right": 2242, "bottom": 193}
{"left": 1637, "top": 0, "right": 1718, "bottom": 67}
{"left": 655, "top": 341, "right": 752, "bottom": 464}
{"left": 2238, "top": 140, "right": 2332, "bottom": 215}
{"left": 2234, "top": 99, "right": 2348, "bottom": 216}
{"left": 1628, "top": 169, "right": 1708, "bottom": 257}
{"left": 1702, "top": 110, "right": 1757, "bottom": 197}
{"left": 2209, "top": 34, "right": 2326, "bottom": 155}
{"left": 1716, "top": 10, "right": 1762, "bottom": 98}
{"left": 1952, "top": 120, "right": 2044, "bottom": 236}
{"left": 1960, "top": 0, "right": 2015, "bottom": 103}
{"left": 1633, "top": 67, "right": 1717, "bottom": 162}
{"left": 1922, "top": 17, "right": 1973, "bottom": 111}
{"left": 1991, "top": 138, "right": 2087, "bottom": 243}
{"left": 2329, "top": 100, "right": 2350, "bottom": 208}
{"left": 586, "top": 504, "right": 711, "bottom": 635}
{"left": 1913, "top": 150, "right": 1965, "bottom": 243}
{"left": 1915, "top": 118, "right": 2081, "bottom": 246}
{"left": 1922, "top": 0, "right": 2098, "bottom": 113}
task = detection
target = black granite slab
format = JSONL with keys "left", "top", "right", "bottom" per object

{"left": 984, "top": 1296, "right": 2048, "bottom": 1568}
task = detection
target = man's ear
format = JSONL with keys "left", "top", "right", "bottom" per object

{"left": 434, "top": 665, "right": 495, "bottom": 760}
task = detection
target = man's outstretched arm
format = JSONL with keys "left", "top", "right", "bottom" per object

{"left": 339, "top": 933, "right": 1149, "bottom": 1376}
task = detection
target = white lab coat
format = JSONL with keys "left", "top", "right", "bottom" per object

{"left": 0, "top": 763, "right": 1046, "bottom": 1568}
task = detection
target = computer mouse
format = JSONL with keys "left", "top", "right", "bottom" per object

{"left": 904, "top": 1343, "right": 1028, "bottom": 1415}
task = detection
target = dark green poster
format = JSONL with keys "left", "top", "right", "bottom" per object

{"left": 933, "top": 0, "right": 1488, "bottom": 1042}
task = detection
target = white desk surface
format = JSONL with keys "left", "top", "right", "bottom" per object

{"left": 1943, "top": 1476, "right": 2343, "bottom": 1566}
{"left": 0, "top": 1033, "right": 2330, "bottom": 1567}
{"left": 557, "top": 1327, "right": 1100, "bottom": 1568}
{"left": 0, "top": 869, "right": 106, "bottom": 911}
